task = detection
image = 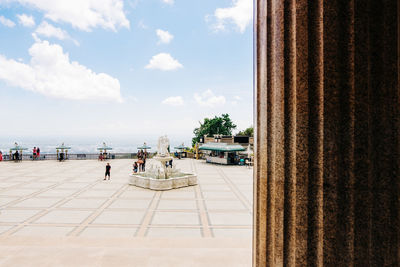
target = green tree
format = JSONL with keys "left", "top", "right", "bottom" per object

{"left": 192, "top": 114, "right": 237, "bottom": 146}
{"left": 237, "top": 126, "right": 254, "bottom": 137}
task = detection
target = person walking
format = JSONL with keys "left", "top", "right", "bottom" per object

{"left": 0, "top": 151, "right": 3, "bottom": 161}
{"left": 104, "top": 163, "right": 111, "bottom": 180}
{"left": 36, "top": 147, "right": 40, "bottom": 159}
{"left": 33, "top": 147, "right": 37, "bottom": 160}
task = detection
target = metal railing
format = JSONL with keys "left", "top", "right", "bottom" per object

{"left": 1, "top": 152, "right": 155, "bottom": 161}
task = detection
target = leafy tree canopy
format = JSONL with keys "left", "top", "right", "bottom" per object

{"left": 237, "top": 126, "right": 254, "bottom": 137}
{"left": 192, "top": 114, "right": 237, "bottom": 146}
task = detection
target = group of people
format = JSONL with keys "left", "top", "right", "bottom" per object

{"left": 0, "top": 150, "right": 25, "bottom": 161}
{"left": 137, "top": 150, "right": 148, "bottom": 159}
{"left": 32, "top": 147, "right": 41, "bottom": 160}
{"left": 98, "top": 152, "right": 108, "bottom": 161}
{"left": 133, "top": 150, "right": 147, "bottom": 173}
{"left": 58, "top": 152, "right": 66, "bottom": 161}
{"left": 13, "top": 150, "right": 20, "bottom": 161}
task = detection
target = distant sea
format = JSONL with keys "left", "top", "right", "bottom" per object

{"left": 0, "top": 136, "right": 192, "bottom": 154}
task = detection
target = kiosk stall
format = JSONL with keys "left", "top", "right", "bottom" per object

{"left": 199, "top": 143, "right": 245, "bottom": 165}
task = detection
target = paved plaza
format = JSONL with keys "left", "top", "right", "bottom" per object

{"left": 0, "top": 159, "right": 252, "bottom": 266}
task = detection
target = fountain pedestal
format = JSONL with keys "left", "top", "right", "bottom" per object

{"left": 129, "top": 172, "right": 197, "bottom": 191}
{"left": 128, "top": 136, "right": 197, "bottom": 191}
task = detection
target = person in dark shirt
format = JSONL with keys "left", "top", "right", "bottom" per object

{"left": 104, "top": 163, "right": 111, "bottom": 180}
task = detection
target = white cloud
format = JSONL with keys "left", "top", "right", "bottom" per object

{"left": 156, "top": 29, "right": 173, "bottom": 44}
{"left": 145, "top": 53, "right": 183, "bottom": 71}
{"left": 0, "top": 39, "right": 122, "bottom": 102}
{"left": 34, "top": 21, "right": 79, "bottom": 45}
{"left": 16, "top": 14, "right": 35, "bottom": 27}
{"left": 194, "top": 89, "right": 226, "bottom": 107}
{"left": 128, "top": 0, "right": 141, "bottom": 9}
{"left": 2, "top": 0, "right": 130, "bottom": 31}
{"left": 126, "top": 95, "right": 138, "bottom": 102}
{"left": 137, "top": 19, "right": 148, "bottom": 29}
{"left": 231, "top": 95, "right": 241, "bottom": 105}
{"left": 210, "top": 0, "right": 253, "bottom": 33}
{"left": 161, "top": 0, "right": 174, "bottom": 5}
{"left": 162, "top": 96, "right": 184, "bottom": 106}
{"left": 0, "top": 16, "right": 15, "bottom": 27}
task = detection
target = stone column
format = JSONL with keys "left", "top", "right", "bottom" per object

{"left": 253, "top": 0, "right": 400, "bottom": 266}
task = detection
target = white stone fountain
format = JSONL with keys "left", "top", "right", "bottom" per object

{"left": 128, "top": 135, "right": 197, "bottom": 190}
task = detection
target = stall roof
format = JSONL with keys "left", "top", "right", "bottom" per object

{"left": 137, "top": 144, "right": 151, "bottom": 150}
{"left": 97, "top": 147, "right": 113, "bottom": 151}
{"left": 56, "top": 145, "right": 71, "bottom": 150}
{"left": 97, "top": 142, "right": 112, "bottom": 151}
{"left": 199, "top": 143, "right": 245, "bottom": 152}
{"left": 10, "top": 146, "right": 28, "bottom": 151}
{"left": 174, "top": 144, "right": 189, "bottom": 150}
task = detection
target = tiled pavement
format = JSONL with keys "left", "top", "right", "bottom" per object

{"left": 0, "top": 159, "right": 253, "bottom": 266}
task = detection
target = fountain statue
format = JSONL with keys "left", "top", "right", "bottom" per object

{"left": 157, "top": 135, "right": 170, "bottom": 157}
{"left": 128, "top": 135, "right": 197, "bottom": 190}
{"left": 153, "top": 135, "right": 173, "bottom": 179}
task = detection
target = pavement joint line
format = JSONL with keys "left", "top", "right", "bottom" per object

{"left": 0, "top": 176, "right": 104, "bottom": 237}
{"left": 2, "top": 223, "right": 251, "bottom": 229}
{"left": 26, "top": 223, "right": 141, "bottom": 227}
{"left": 5, "top": 223, "right": 247, "bottom": 228}
{"left": 192, "top": 159, "right": 213, "bottom": 238}
{"left": 136, "top": 191, "right": 162, "bottom": 237}
{"left": 153, "top": 209, "right": 200, "bottom": 212}
{"left": 0, "top": 181, "right": 72, "bottom": 209}
{"left": 0, "top": 159, "right": 253, "bottom": 241}
{"left": 193, "top": 160, "right": 213, "bottom": 233}
{"left": 214, "top": 166, "right": 252, "bottom": 212}
{"left": 68, "top": 184, "right": 130, "bottom": 237}
{"left": 0, "top": 181, "right": 33, "bottom": 193}
{"left": 15, "top": 224, "right": 252, "bottom": 229}
{"left": 0, "top": 164, "right": 101, "bottom": 209}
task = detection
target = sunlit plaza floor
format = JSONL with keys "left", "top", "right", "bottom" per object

{"left": 0, "top": 159, "right": 252, "bottom": 266}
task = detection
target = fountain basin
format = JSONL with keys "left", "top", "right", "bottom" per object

{"left": 129, "top": 173, "right": 197, "bottom": 191}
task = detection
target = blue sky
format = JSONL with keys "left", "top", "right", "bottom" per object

{"left": 0, "top": 0, "right": 253, "bottom": 146}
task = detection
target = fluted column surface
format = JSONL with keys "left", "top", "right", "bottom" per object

{"left": 253, "top": 0, "right": 400, "bottom": 266}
